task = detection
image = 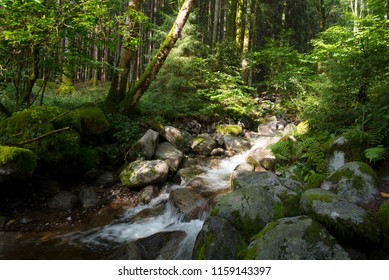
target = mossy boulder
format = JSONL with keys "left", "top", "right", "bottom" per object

{"left": 216, "top": 124, "right": 243, "bottom": 136}
{"left": 377, "top": 201, "right": 389, "bottom": 250}
{"left": 304, "top": 173, "right": 327, "bottom": 190}
{"left": 192, "top": 216, "right": 245, "bottom": 260}
{"left": 73, "top": 106, "right": 109, "bottom": 137}
{"left": 191, "top": 134, "right": 217, "bottom": 156}
{"left": 245, "top": 216, "right": 350, "bottom": 260}
{"left": 300, "top": 188, "right": 338, "bottom": 214}
{"left": 230, "top": 171, "right": 280, "bottom": 191}
{"left": 321, "top": 161, "right": 379, "bottom": 204}
{"left": 0, "top": 145, "right": 38, "bottom": 183}
{"left": 212, "top": 185, "right": 281, "bottom": 239}
{"left": 119, "top": 160, "right": 169, "bottom": 188}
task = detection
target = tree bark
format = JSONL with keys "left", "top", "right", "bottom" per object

{"left": 119, "top": 0, "right": 196, "bottom": 114}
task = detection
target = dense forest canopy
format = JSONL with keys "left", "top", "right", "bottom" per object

{"left": 0, "top": 0, "right": 388, "bottom": 160}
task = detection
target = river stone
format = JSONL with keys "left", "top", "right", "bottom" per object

{"left": 246, "top": 147, "right": 272, "bottom": 167}
{"left": 181, "top": 130, "right": 194, "bottom": 154}
{"left": 216, "top": 124, "right": 243, "bottom": 136}
{"left": 163, "top": 126, "right": 184, "bottom": 151}
{"left": 129, "top": 204, "right": 166, "bottom": 222}
{"left": 246, "top": 216, "right": 350, "bottom": 260}
{"left": 111, "top": 230, "right": 186, "bottom": 260}
{"left": 93, "top": 171, "right": 115, "bottom": 187}
{"left": 212, "top": 185, "right": 281, "bottom": 238}
{"left": 309, "top": 199, "right": 380, "bottom": 244}
{"left": 191, "top": 134, "right": 217, "bottom": 156}
{"left": 138, "top": 185, "right": 160, "bottom": 205}
{"left": 79, "top": 187, "right": 100, "bottom": 208}
{"left": 134, "top": 129, "right": 159, "bottom": 160}
{"left": 193, "top": 216, "right": 243, "bottom": 260}
{"left": 321, "top": 161, "right": 379, "bottom": 204}
{"left": 172, "top": 166, "right": 204, "bottom": 185}
{"left": 223, "top": 134, "right": 251, "bottom": 154}
{"left": 119, "top": 160, "right": 169, "bottom": 188}
{"left": 169, "top": 188, "right": 205, "bottom": 220}
{"left": 153, "top": 142, "right": 183, "bottom": 172}
{"left": 48, "top": 191, "right": 79, "bottom": 210}
{"left": 230, "top": 171, "right": 280, "bottom": 191}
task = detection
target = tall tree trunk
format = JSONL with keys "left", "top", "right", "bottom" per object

{"left": 20, "top": 46, "right": 39, "bottom": 106}
{"left": 118, "top": 0, "right": 196, "bottom": 114}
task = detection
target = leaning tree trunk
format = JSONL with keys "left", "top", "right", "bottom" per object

{"left": 118, "top": 0, "right": 196, "bottom": 114}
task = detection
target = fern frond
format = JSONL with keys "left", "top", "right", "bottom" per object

{"left": 365, "top": 145, "right": 387, "bottom": 163}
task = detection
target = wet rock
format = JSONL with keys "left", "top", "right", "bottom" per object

{"left": 212, "top": 185, "right": 281, "bottom": 238}
{"left": 172, "top": 166, "right": 204, "bottom": 185}
{"left": 119, "top": 160, "right": 169, "bottom": 188}
{"left": 138, "top": 185, "right": 160, "bottom": 205}
{"left": 246, "top": 147, "right": 273, "bottom": 167}
{"left": 163, "top": 126, "right": 184, "bottom": 151}
{"left": 321, "top": 161, "right": 379, "bottom": 204}
{"left": 111, "top": 230, "right": 186, "bottom": 260}
{"left": 191, "top": 134, "right": 217, "bottom": 156}
{"left": 193, "top": 216, "right": 243, "bottom": 260}
{"left": 246, "top": 216, "right": 350, "bottom": 260}
{"left": 186, "top": 177, "right": 207, "bottom": 191}
{"left": 153, "top": 142, "right": 183, "bottom": 172}
{"left": 231, "top": 171, "right": 280, "bottom": 191}
{"left": 130, "top": 204, "right": 166, "bottom": 222}
{"left": 48, "top": 191, "right": 79, "bottom": 210}
{"left": 210, "top": 147, "right": 225, "bottom": 156}
{"left": 79, "top": 187, "right": 100, "bottom": 208}
{"left": 233, "top": 162, "right": 255, "bottom": 172}
{"left": 223, "top": 135, "right": 251, "bottom": 154}
{"left": 169, "top": 188, "right": 205, "bottom": 220}
{"left": 260, "top": 158, "right": 276, "bottom": 171}
{"left": 181, "top": 130, "right": 194, "bottom": 154}
{"left": 134, "top": 129, "right": 159, "bottom": 160}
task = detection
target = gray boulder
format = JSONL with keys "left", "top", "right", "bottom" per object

{"left": 321, "top": 161, "right": 379, "bottom": 204}
{"left": 246, "top": 216, "right": 350, "bottom": 260}
{"left": 212, "top": 186, "right": 281, "bottom": 238}
{"left": 48, "top": 191, "right": 79, "bottom": 210}
{"left": 153, "top": 142, "right": 183, "bottom": 172}
{"left": 79, "top": 187, "right": 100, "bottom": 208}
{"left": 191, "top": 134, "right": 217, "bottom": 156}
{"left": 300, "top": 188, "right": 338, "bottom": 214}
{"left": 223, "top": 134, "right": 251, "bottom": 154}
{"left": 169, "top": 188, "right": 205, "bottom": 220}
{"left": 163, "top": 126, "right": 184, "bottom": 151}
{"left": 134, "top": 129, "right": 159, "bottom": 160}
{"left": 193, "top": 216, "right": 243, "bottom": 260}
{"left": 119, "top": 160, "right": 169, "bottom": 188}
{"left": 230, "top": 171, "right": 280, "bottom": 191}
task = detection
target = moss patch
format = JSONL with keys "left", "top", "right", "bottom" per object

{"left": 0, "top": 145, "right": 37, "bottom": 176}
{"left": 216, "top": 124, "right": 243, "bottom": 136}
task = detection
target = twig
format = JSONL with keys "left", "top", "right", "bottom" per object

{"left": 17, "top": 127, "right": 70, "bottom": 145}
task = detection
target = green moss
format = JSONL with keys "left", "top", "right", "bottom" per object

{"left": 303, "top": 219, "right": 323, "bottom": 245}
{"left": 216, "top": 124, "right": 243, "bottom": 136}
{"left": 280, "top": 195, "right": 304, "bottom": 217}
{"left": 0, "top": 145, "right": 37, "bottom": 175}
{"left": 78, "top": 146, "right": 102, "bottom": 171}
{"left": 250, "top": 220, "right": 280, "bottom": 242}
{"left": 377, "top": 201, "right": 389, "bottom": 249}
{"left": 193, "top": 232, "right": 216, "bottom": 260}
{"left": 74, "top": 107, "right": 109, "bottom": 136}
{"left": 305, "top": 192, "right": 336, "bottom": 206}
{"left": 210, "top": 207, "right": 219, "bottom": 216}
{"left": 305, "top": 173, "right": 327, "bottom": 190}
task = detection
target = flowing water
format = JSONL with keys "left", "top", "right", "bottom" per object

{"left": 0, "top": 134, "right": 279, "bottom": 260}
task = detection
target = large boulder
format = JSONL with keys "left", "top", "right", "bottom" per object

{"left": 230, "top": 171, "right": 280, "bottom": 191}
{"left": 169, "top": 188, "right": 205, "bottom": 220}
{"left": 193, "top": 216, "right": 244, "bottom": 260}
{"left": 212, "top": 185, "right": 281, "bottom": 238}
{"left": 111, "top": 230, "right": 186, "bottom": 260}
{"left": 300, "top": 188, "right": 338, "bottom": 214}
{"left": 191, "top": 134, "right": 217, "bottom": 156}
{"left": 134, "top": 129, "right": 159, "bottom": 160}
{"left": 153, "top": 142, "right": 183, "bottom": 172}
{"left": 119, "top": 160, "right": 169, "bottom": 188}
{"left": 245, "top": 216, "right": 350, "bottom": 260}
{"left": 223, "top": 134, "right": 251, "bottom": 154}
{"left": 0, "top": 145, "right": 37, "bottom": 184}
{"left": 321, "top": 161, "right": 379, "bottom": 204}
{"left": 48, "top": 191, "right": 79, "bottom": 210}
{"left": 79, "top": 187, "right": 100, "bottom": 208}
{"left": 307, "top": 199, "right": 380, "bottom": 244}
{"left": 163, "top": 126, "right": 184, "bottom": 151}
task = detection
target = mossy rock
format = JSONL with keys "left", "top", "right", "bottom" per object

{"left": 192, "top": 216, "right": 246, "bottom": 260}
{"left": 230, "top": 171, "right": 280, "bottom": 191}
{"left": 212, "top": 185, "right": 281, "bottom": 239}
{"left": 245, "top": 216, "right": 350, "bottom": 260}
{"left": 78, "top": 146, "right": 103, "bottom": 172}
{"left": 73, "top": 107, "right": 109, "bottom": 136}
{"left": 300, "top": 188, "right": 338, "bottom": 214}
{"left": 304, "top": 173, "right": 327, "bottom": 190}
{"left": 377, "top": 201, "right": 389, "bottom": 250}
{"left": 216, "top": 124, "right": 243, "bottom": 136}
{"left": 0, "top": 145, "right": 38, "bottom": 183}
{"left": 323, "top": 161, "right": 379, "bottom": 204}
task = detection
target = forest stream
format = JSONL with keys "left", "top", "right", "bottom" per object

{"left": 0, "top": 132, "right": 280, "bottom": 260}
